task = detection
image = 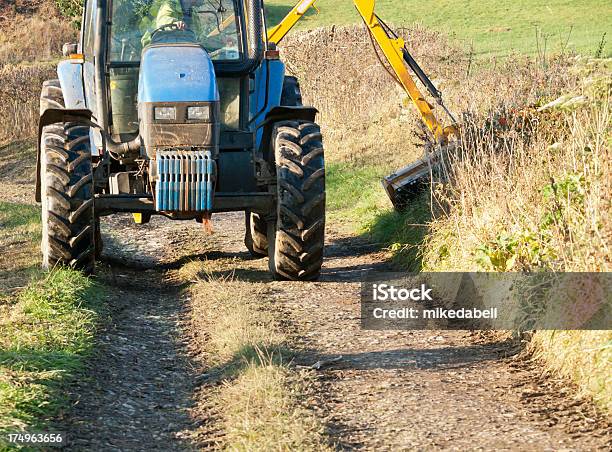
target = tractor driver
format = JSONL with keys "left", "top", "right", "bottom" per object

{"left": 140, "top": 0, "right": 239, "bottom": 59}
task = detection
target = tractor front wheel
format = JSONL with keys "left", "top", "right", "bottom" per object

{"left": 40, "top": 122, "right": 96, "bottom": 273}
{"left": 245, "top": 211, "right": 268, "bottom": 258}
{"left": 268, "top": 121, "right": 325, "bottom": 281}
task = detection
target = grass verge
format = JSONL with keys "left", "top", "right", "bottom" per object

{"left": 530, "top": 331, "right": 611, "bottom": 413}
{"left": 327, "top": 162, "right": 431, "bottom": 270}
{"left": 0, "top": 199, "right": 103, "bottom": 448}
{"left": 0, "top": 269, "right": 103, "bottom": 448}
{"left": 181, "top": 260, "right": 331, "bottom": 450}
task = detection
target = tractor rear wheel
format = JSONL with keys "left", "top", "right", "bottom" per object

{"left": 268, "top": 121, "right": 325, "bottom": 281}
{"left": 245, "top": 211, "right": 268, "bottom": 258}
{"left": 40, "top": 120, "right": 96, "bottom": 273}
{"left": 244, "top": 76, "right": 304, "bottom": 258}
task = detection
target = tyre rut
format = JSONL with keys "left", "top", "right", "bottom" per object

{"left": 59, "top": 213, "right": 245, "bottom": 451}
{"left": 258, "top": 232, "right": 612, "bottom": 450}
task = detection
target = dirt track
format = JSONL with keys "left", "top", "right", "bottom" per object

{"left": 52, "top": 212, "right": 611, "bottom": 451}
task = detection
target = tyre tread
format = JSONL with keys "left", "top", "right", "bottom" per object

{"left": 272, "top": 120, "right": 325, "bottom": 281}
{"left": 40, "top": 80, "right": 95, "bottom": 273}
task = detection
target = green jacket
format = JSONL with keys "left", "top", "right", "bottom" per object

{"left": 140, "top": 0, "right": 184, "bottom": 46}
{"left": 139, "top": 1, "right": 225, "bottom": 54}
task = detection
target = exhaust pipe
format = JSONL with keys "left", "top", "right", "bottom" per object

{"left": 105, "top": 134, "right": 142, "bottom": 155}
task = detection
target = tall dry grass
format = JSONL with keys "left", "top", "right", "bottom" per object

{"left": 0, "top": 0, "right": 74, "bottom": 143}
{"left": 0, "top": 0, "right": 75, "bottom": 65}
{"left": 423, "top": 58, "right": 610, "bottom": 272}
{"left": 0, "top": 63, "right": 55, "bottom": 142}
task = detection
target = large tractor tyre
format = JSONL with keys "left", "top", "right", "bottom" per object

{"left": 40, "top": 121, "right": 96, "bottom": 273}
{"left": 281, "top": 76, "right": 303, "bottom": 107}
{"left": 245, "top": 211, "right": 268, "bottom": 258}
{"left": 268, "top": 121, "right": 325, "bottom": 281}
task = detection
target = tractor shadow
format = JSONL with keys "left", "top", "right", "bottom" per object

{"left": 100, "top": 249, "right": 251, "bottom": 272}
{"left": 183, "top": 234, "right": 394, "bottom": 284}
{"left": 97, "top": 199, "right": 429, "bottom": 284}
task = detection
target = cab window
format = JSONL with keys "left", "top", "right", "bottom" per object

{"left": 82, "top": 0, "right": 96, "bottom": 57}
{"left": 109, "top": 0, "right": 243, "bottom": 62}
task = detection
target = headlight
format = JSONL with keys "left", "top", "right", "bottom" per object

{"left": 155, "top": 107, "right": 176, "bottom": 121}
{"left": 187, "top": 106, "right": 211, "bottom": 121}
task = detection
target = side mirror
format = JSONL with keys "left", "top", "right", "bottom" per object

{"left": 62, "top": 43, "right": 78, "bottom": 57}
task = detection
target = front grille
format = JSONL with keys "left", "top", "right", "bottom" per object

{"left": 155, "top": 150, "right": 216, "bottom": 212}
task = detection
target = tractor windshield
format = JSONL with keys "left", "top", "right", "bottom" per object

{"left": 109, "top": 0, "right": 243, "bottom": 62}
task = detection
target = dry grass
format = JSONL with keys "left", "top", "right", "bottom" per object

{"left": 281, "top": 25, "right": 464, "bottom": 169}
{"left": 0, "top": 63, "right": 56, "bottom": 143}
{"left": 529, "top": 331, "right": 611, "bottom": 413}
{"left": 221, "top": 362, "right": 328, "bottom": 451}
{"left": 0, "top": 0, "right": 74, "bottom": 144}
{"left": 423, "top": 58, "right": 610, "bottom": 272}
{"left": 0, "top": 15, "right": 75, "bottom": 66}
{"left": 183, "top": 262, "right": 331, "bottom": 450}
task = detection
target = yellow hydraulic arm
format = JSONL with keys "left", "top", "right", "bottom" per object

{"left": 267, "top": 0, "right": 458, "bottom": 144}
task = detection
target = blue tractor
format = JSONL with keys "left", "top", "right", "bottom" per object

{"left": 37, "top": 0, "right": 325, "bottom": 280}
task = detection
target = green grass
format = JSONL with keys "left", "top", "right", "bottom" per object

{"left": 0, "top": 200, "right": 103, "bottom": 448}
{"left": 266, "top": 0, "right": 611, "bottom": 57}
{"left": 0, "top": 269, "right": 102, "bottom": 448}
{"left": 0, "top": 203, "right": 39, "bottom": 231}
{"left": 0, "top": 272, "right": 101, "bottom": 436}
{"left": 326, "top": 163, "right": 386, "bottom": 227}
{"left": 0, "top": 202, "right": 42, "bottom": 298}
{"left": 327, "top": 162, "right": 431, "bottom": 269}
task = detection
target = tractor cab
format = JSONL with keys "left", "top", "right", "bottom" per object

{"left": 110, "top": 0, "right": 243, "bottom": 60}
{"left": 105, "top": 0, "right": 245, "bottom": 137}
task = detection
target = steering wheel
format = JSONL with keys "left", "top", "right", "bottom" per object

{"left": 150, "top": 22, "right": 182, "bottom": 41}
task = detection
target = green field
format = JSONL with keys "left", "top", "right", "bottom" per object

{"left": 266, "top": 0, "right": 611, "bottom": 57}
